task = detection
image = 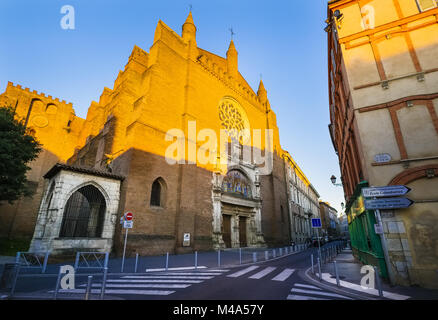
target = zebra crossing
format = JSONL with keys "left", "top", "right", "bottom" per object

{"left": 227, "top": 266, "right": 296, "bottom": 282}
{"left": 49, "top": 269, "right": 230, "bottom": 297}
{"left": 287, "top": 282, "right": 353, "bottom": 300}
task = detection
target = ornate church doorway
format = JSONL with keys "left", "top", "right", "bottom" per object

{"left": 222, "top": 214, "right": 232, "bottom": 248}
{"left": 239, "top": 216, "right": 247, "bottom": 247}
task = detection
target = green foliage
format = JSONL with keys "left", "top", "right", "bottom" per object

{"left": 0, "top": 238, "right": 30, "bottom": 256}
{"left": 0, "top": 106, "right": 41, "bottom": 204}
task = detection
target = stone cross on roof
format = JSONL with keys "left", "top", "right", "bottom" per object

{"left": 229, "top": 27, "right": 235, "bottom": 40}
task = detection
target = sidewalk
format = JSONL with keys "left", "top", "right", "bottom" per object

{"left": 306, "top": 248, "right": 438, "bottom": 300}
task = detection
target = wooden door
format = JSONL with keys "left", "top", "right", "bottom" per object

{"left": 222, "top": 215, "right": 232, "bottom": 248}
{"left": 239, "top": 216, "right": 247, "bottom": 247}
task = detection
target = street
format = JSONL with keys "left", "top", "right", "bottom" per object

{"left": 4, "top": 243, "right": 357, "bottom": 301}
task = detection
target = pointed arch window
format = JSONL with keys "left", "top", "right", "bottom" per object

{"left": 150, "top": 178, "right": 167, "bottom": 207}
{"left": 60, "top": 185, "right": 106, "bottom": 238}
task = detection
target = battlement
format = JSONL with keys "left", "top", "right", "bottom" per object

{"left": 196, "top": 55, "right": 262, "bottom": 109}
{"left": 7, "top": 81, "right": 73, "bottom": 107}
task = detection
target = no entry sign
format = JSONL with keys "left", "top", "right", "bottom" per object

{"left": 125, "top": 212, "right": 133, "bottom": 221}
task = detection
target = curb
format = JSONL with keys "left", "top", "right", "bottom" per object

{"left": 303, "top": 267, "right": 378, "bottom": 300}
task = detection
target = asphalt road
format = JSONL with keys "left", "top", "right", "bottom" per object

{"left": 5, "top": 243, "right": 353, "bottom": 301}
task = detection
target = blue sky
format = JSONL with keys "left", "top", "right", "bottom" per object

{"left": 0, "top": 0, "right": 345, "bottom": 214}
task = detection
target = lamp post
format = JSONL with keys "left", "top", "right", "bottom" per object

{"left": 330, "top": 175, "right": 343, "bottom": 187}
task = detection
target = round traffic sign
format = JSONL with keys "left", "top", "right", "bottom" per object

{"left": 125, "top": 212, "right": 133, "bottom": 221}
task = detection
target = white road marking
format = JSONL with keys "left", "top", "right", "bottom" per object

{"left": 52, "top": 289, "right": 175, "bottom": 295}
{"left": 151, "top": 272, "right": 222, "bottom": 276}
{"left": 249, "top": 267, "right": 277, "bottom": 279}
{"left": 227, "top": 266, "right": 260, "bottom": 278}
{"left": 121, "top": 275, "right": 213, "bottom": 280}
{"left": 271, "top": 268, "right": 295, "bottom": 281}
{"left": 294, "top": 283, "right": 322, "bottom": 290}
{"left": 291, "top": 288, "right": 352, "bottom": 300}
{"left": 320, "top": 273, "right": 410, "bottom": 300}
{"left": 80, "top": 283, "right": 191, "bottom": 289}
{"left": 287, "top": 294, "right": 327, "bottom": 300}
{"left": 205, "top": 269, "right": 230, "bottom": 272}
{"left": 107, "top": 279, "right": 203, "bottom": 283}
{"left": 146, "top": 266, "right": 207, "bottom": 272}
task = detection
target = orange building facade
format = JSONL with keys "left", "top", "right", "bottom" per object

{"left": 0, "top": 13, "right": 321, "bottom": 257}
{"left": 327, "top": 0, "right": 438, "bottom": 288}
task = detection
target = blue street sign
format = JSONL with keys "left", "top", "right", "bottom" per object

{"left": 364, "top": 197, "right": 414, "bottom": 210}
{"left": 362, "top": 185, "right": 411, "bottom": 198}
{"left": 312, "top": 218, "right": 322, "bottom": 228}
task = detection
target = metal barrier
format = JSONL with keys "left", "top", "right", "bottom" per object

{"left": 9, "top": 251, "right": 50, "bottom": 296}
{"left": 15, "top": 251, "right": 50, "bottom": 273}
{"left": 74, "top": 252, "right": 109, "bottom": 272}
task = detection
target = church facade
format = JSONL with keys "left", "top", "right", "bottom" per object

{"left": 0, "top": 13, "right": 321, "bottom": 257}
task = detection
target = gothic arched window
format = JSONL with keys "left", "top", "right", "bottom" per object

{"left": 222, "top": 170, "right": 253, "bottom": 199}
{"left": 150, "top": 178, "right": 166, "bottom": 207}
{"left": 60, "top": 185, "right": 106, "bottom": 238}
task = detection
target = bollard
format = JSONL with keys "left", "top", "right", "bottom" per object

{"left": 53, "top": 267, "right": 63, "bottom": 300}
{"left": 265, "top": 251, "right": 269, "bottom": 261}
{"left": 74, "top": 252, "right": 80, "bottom": 271}
{"left": 85, "top": 275, "right": 93, "bottom": 300}
{"left": 135, "top": 253, "right": 139, "bottom": 273}
{"left": 218, "top": 250, "right": 221, "bottom": 267}
{"left": 42, "top": 251, "right": 49, "bottom": 274}
{"left": 374, "top": 267, "right": 384, "bottom": 297}
{"left": 253, "top": 252, "right": 257, "bottom": 263}
{"left": 317, "top": 258, "right": 322, "bottom": 281}
{"left": 195, "top": 251, "right": 198, "bottom": 270}
{"left": 239, "top": 248, "right": 242, "bottom": 265}
{"left": 334, "top": 261, "right": 340, "bottom": 287}
{"left": 285, "top": 247, "right": 288, "bottom": 255}
{"left": 100, "top": 267, "right": 108, "bottom": 300}
{"left": 10, "top": 262, "right": 20, "bottom": 297}
{"left": 165, "top": 252, "right": 169, "bottom": 271}
{"left": 311, "top": 254, "right": 314, "bottom": 274}
{"left": 272, "top": 249, "right": 276, "bottom": 258}
{"left": 279, "top": 248, "right": 283, "bottom": 256}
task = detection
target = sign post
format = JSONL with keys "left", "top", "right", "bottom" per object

{"left": 121, "top": 212, "right": 134, "bottom": 273}
{"left": 361, "top": 185, "right": 412, "bottom": 286}
{"left": 362, "top": 185, "right": 411, "bottom": 198}
{"left": 311, "top": 218, "right": 323, "bottom": 266}
{"left": 364, "top": 197, "right": 414, "bottom": 210}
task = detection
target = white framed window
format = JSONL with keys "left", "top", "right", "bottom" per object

{"left": 416, "top": 0, "right": 437, "bottom": 12}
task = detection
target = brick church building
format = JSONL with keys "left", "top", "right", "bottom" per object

{"left": 0, "top": 12, "right": 321, "bottom": 257}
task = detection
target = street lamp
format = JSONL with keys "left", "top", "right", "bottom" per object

{"left": 330, "top": 175, "right": 343, "bottom": 187}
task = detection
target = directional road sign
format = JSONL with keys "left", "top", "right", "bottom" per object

{"left": 311, "top": 218, "right": 322, "bottom": 228}
{"left": 362, "top": 185, "right": 411, "bottom": 198}
{"left": 364, "top": 197, "right": 414, "bottom": 210}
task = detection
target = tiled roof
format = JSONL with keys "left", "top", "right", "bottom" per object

{"left": 43, "top": 163, "right": 125, "bottom": 180}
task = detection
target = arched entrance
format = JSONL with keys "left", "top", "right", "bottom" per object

{"left": 60, "top": 185, "right": 106, "bottom": 238}
{"left": 212, "top": 168, "right": 266, "bottom": 249}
